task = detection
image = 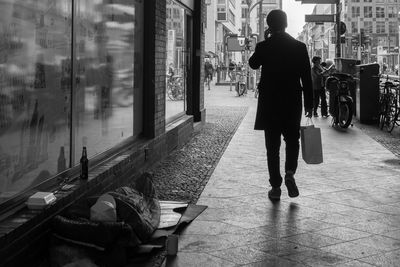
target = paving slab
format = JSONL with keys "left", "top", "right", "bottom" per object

{"left": 163, "top": 84, "right": 400, "bottom": 266}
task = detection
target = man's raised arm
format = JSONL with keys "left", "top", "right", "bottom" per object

{"left": 249, "top": 43, "right": 262, "bottom": 70}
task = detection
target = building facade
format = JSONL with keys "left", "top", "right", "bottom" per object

{"left": 241, "top": 0, "right": 282, "bottom": 42}
{"left": 205, "top": 0, "right": 243, "bottom": 67}
{"left": 298, "top": 0, "right": 400, "bottom": 70}
{"left": 342, "top": 0, "right": 400, "bottom": 69}
{"left": 0, "top": 0, "right": 206, "bottom": 265}
{"left": 310, "top": 4, "right": 335, "bottom": 61}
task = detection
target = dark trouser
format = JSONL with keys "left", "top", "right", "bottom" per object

{"left": 329, "top": 90, "right": 336, "bottom": 115}
{"left": 264, "top": 125, "right": 300, "bottom": 188}
{"left": 313, "top": 89, "right": 328, "bottom": 116}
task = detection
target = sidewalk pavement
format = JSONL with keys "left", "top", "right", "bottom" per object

{"left": 164, "top": 83, "right": 400, "bottom": 267}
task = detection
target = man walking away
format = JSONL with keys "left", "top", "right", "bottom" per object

{"left": 248, "top": 9, "right": 313, "bottom": 201}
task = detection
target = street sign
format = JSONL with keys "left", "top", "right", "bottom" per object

{"left": 305, "top": 14, "right": 335, "bottom": 23}
{"left": 226, "top": 36, "right": 257, "bottom": 52}
{"left": 227, "top": 36, "right": 243, "bottom": 51}
{"left": 296, "top": 0, "right": 339, "bottom": 3}
{"left": 334, "top": 21, "right": 347, "bottom": 35}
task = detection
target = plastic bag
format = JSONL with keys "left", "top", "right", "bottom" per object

{"left": 300, "top": 119, "right": 323, "bottom": 164}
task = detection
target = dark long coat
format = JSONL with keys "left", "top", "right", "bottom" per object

{"left": 249, "top": 32, "right": 313, "bottom": 130}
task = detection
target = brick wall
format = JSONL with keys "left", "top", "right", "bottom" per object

{"left": 199, "top": 0, "right": 206, "bottom": 113}
{"left": 155, "top": 0, "right": 167, "bottom": 137}
{"left": 143, "top": 0, "right": 167, "bottom": 138}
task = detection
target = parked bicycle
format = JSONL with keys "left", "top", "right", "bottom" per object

{"left": 235, "top": 70, "right": 247, "bottom": 97}
{"left": 378, "top": 75, "right": 399, "bottom": 132}
{"left": 166, "top": 75, "right": 184, "bottom": 101}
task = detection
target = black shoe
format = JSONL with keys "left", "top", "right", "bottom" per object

{"left": 285, "top": 174, "right": 299, "bottom": 198}
{"left": 313, "top": 113, "right": 319, "bottom": 117}
{"left": 268, "top": 187, "right": 281, "bottom": 201}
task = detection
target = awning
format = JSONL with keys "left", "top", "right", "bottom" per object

{"left": 205, "top": 51, "right": 218, "bottom": 58}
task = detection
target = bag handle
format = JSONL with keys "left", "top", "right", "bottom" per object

{"left": 305, "top": 117, "right": 314, "bottom": 126}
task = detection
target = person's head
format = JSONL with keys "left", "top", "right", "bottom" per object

{"left": 266, "top": 9, "right": 287, "bottom": 33}
{"left": 312, "top": 56, "right": 321, "bottom": 65}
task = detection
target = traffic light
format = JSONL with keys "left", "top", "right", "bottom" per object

{"left": 351, "top": 34, "right": 359, "bottom": 45}
{"left": 351, "top": 31, "right": 370, "bottom": 47}
{"left": 361, "top": 30, "right": 370, "bottom": 46}
{"left": 245, "top": 37, "right": 252, "bottom": 50}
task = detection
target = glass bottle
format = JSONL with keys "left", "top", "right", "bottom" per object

{"left": 57, "top": 146, "right": 66, "bottom": 173}
{"left": 80, "top": 147, "right": 88, "bottom": 180}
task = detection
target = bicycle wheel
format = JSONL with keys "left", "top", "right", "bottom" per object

{"left": 386, "top": 111, "right": 398, "bottom": 133}
{"left": 237, "top": 82, "right": 246, "bottom": 96}
{"left": 378, "top": 96, "right": 388, "bottom": 130}
{"left": 174, "top": 78, "right": 184, "bottom": 100}
{"left": 167, "top": 83, "right": 175, "bottom": 100}
{"left": 167, "top": 78, "right": 184, "bottom": 101}
{"left": 385, "top": 94, "right": 398, "bottom": 133}
{"left": 338, "top": 102, "right": 353, "bottom": 128}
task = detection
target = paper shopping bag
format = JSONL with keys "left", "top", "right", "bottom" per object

{"left": 300, "top": 125, "right": 323, "bottom": 164}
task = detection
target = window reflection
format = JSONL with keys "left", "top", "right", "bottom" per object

{"left": 0, "top": 1, "right": 72, "bottom": 203}
{"left": 74, "top": 0, "right": 143, "bottom": 161}
{"left": 0, "top": 0, "right": 144, "bottom": 206}
{"left": 166, "top": 0, "right": 187, "bottom": 121}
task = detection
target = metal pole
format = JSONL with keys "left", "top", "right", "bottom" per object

{"left": 245, "top": 2, "right": 250, "bottom": 90}
{"left": 388, "top": 33, "right": 390, "bottom": 69}
{"left": 335, "top": 0, "right": 341, "bottom": 58}
{"left": 357, "top": 17, "right": 361, "bottom": 61}
{"left": 245, "top": 0, "right": 264, "bottom": 90}
{"left": 259, "top": 1, "right": 264, "bottom": 41}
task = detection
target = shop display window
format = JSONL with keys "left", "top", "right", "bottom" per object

{"left": 166, "top": 0, "right": 188, "bottom": 122}
{"left": 0, "top": 0, "right": 143, "bottom": 208}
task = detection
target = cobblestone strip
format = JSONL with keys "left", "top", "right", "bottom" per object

{"left": 151, "top": 106, "right": 249, "bottom": 203}
{"left": 354, "top": 121, "right": 400, "bottom": 159}
{"left": 136, "top": 106, "right": 248, "bottom": 267}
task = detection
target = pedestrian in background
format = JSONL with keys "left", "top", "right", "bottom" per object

{"left": 204, "top": 59, "right": 214, "bottom": 90}
{"left": 311, "top": 56, "right": 328, "bottom": 118}
{"left": 228, "top": 60, "right": 236, "bottom": 80}
{"left": 248, "top": 9, "right": 313, "bottom": 201}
